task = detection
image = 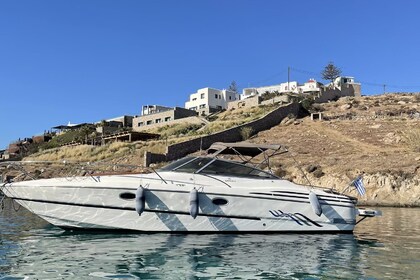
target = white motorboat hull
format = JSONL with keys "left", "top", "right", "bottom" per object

{"left": 1, "top": 173, "right": 358, "bottom": 233}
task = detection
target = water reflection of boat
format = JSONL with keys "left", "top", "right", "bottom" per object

{"left": 0, "top": 142, "right": 381, "bottom": 233}
{"left": 2, "top": 231, "right": 370, "bottom": 279}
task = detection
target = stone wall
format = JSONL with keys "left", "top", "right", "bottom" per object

{"left": 260, "top": 95, "right": 291, "bottom": 106}
{"left": 144, "top": 151, "right": 167, "bottom": 167}
{"left": 227, "top": 96, "right": 260, "bottom": 110}
{"left": 314, "top": 84, "right": 361, "bottom": 103}
{"left": 144, "top": 102, "right": 301, "bottom": 165}
{"left": 227, "top": 95, "right": 291, "bottom": 110}
{"left": 32, "top": 135, "right": 52, "bottom": 144}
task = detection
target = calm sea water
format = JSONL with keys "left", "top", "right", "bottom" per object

{"left": 0, "top": 200, "right": 419, "bottom": 280}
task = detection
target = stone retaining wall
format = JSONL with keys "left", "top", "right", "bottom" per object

{"left": 145, "top": 102, "right": 301, "bottom": 165}
{"left": 144, "top": 151, "right": 167, "bottom": 166}
{"left": 227, "top": 95, "right": 260, "bottom": 110}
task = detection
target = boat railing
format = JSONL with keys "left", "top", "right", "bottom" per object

{"left": 0, "top": 160, "right": 148, "bottom": 183}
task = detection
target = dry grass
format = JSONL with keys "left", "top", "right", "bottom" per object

{"left": 199, "top": 120, "right": 245, "bottom": 135}
{"left": 197, "top": 104, "right": 280, "bottom": 135}
{"left": 401, "top": 129, "right": 420, "bottom": 152}
{"left": 218, "top": 104, "right": 279, "bottom": 122}
{"left": 145, "top": 123, "right": 203, "bottom": 138}
{"left": 25, "top": 142, "right": 137, "bottom": 162}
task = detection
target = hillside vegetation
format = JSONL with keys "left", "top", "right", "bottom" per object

{"left": 142, "top": 103, "right": 281, "bottom": 138}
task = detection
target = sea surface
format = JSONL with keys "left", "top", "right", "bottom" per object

{"left": 0, "top": 200, "right": 419, "bottom": 280}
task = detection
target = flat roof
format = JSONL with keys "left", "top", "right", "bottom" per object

{"left": 52, "top": 123, "right": 93, "bottom": 130}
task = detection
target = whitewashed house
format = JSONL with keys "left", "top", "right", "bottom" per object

{"left": 185, "top": 87, "right": 239, "bottom": 116}
{"left": 329, "top": 76, "right": 359, "bottom": 90}
{"left": 241, "top": 81, "right": 299, "bottom": 99}
{"left": 298, "top": 79, "right": 323, "bottom": 94}
{"left": 242, "top": 79, "right": 325, "bottom": 99}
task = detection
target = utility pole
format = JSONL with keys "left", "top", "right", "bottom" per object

{"left": 383, "top": 84, "right": 386, "bottom": 94}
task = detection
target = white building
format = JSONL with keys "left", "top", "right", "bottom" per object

{"left": 141, "top": 105, "right": 173, "bottom": 116}
{"left": 241, "top": 81, "right": 299, "bottom": 99}
{"left": 330, "top": 76, "right": 359, "bottom": 90}
{"left": 185, "top": 87, "right": 239, "bottom": 116}
{"left": 242, "top": 79, "right": 324, "bottom": 99}
{"left": 298, "top": 79, "right": 323, "bottom": 94}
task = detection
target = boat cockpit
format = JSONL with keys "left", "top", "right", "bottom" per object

{"left": 159, "top": 157, "right": 278, "bottom": 179}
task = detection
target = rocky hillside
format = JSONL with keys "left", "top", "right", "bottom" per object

{"left": 253, "top": 93, "right": 419, "bottom": 206}
{"left": 8, "top": 93, "right": 420, "bottom": 206}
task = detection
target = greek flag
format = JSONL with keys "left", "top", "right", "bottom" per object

{"left": 353, "top": 177, "right": 366, "bottom": 196}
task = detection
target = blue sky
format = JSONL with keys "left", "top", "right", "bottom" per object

{"left": 1, "top": 0, "right": 420, "bottom": 149}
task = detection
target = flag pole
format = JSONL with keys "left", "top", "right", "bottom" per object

{"left": 342, "top": 176, "right": 360, "bottom": 195}
{"left": 342, "top": 180, "right": 354, "bottom": 195}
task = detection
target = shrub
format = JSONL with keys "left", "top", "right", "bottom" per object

{"left": 240, "top": 127, "right": 253, "bottom": 140}
{"left": 301, "top": 98, "right": 314, "bottom": 111}
{"left": 274, "top": 167, "right": 287, "bottom": 178}
{"left": 261, "top": 91, "right": 281, "bottom": 101}
{"left": 306, "top": 164, "right": 325, "bottom": 178}
{"left": 311, "top": 103, "right": 324, "bottom": 112}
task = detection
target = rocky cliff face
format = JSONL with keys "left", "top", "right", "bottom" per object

{"left": 286, "top": 170, "right": 420, "bottom": 206}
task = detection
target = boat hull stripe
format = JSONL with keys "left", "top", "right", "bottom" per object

{"left": 10, "top": 197, "right": 261, "bottom": 221}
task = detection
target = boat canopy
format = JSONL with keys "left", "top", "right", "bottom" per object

{"left": 207, "top": 142, "right": 284, "bottom": 157}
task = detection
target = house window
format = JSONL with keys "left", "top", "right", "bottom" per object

{"left": 146, "top": 120, "right": 152, "bottom": 125}
{"left": 155, "top": 118, "right": 161, "bottom": 123}
{"left": 192, "top": 98, "right": 197, "bottom": 101}
{"left": 201, "top": 93, "right": 205, "bottom": 99}
{"left": 165, "top": 117, "right": 171, "bottom": 122}
{"left": 138, "top": 122, "right": 144, "bottom": 127}
{"left": 199, "top": 104, "right": 206, "bottom": 109}
{"left": 215, "top": 94, "right": 218, "bottom": 99}
{"left": 229, "top": 96, "right": 232, "bottom": 100}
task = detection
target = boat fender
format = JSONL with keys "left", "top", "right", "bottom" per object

{"left": 309, "top": 191, "right": 322, "bottom": 216}
{"left": 189, "top": 188, "right": 199, "bottom": 219}
{"left": 135, "top": 186, "right": 146, "bottom": 216}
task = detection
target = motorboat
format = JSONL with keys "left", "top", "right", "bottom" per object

{"left": 0, "top": 142, "right": 380, "bottom": 233}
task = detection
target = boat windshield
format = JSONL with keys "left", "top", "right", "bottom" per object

{"left": 159, "top": 157, "right": 277, "bottom": 179}
{"left": 158, "top": 157, "right": 197, "bottom": 172}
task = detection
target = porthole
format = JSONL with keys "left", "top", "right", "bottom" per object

{"left": 212, "top": 197, "right": 228, "bottom": 206}
{"left": 119, "top": 192, "right": 136, "bottom": 200}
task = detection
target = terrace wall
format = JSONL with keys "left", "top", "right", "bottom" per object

{"left": 144, "top": 102, "right": 301, "bottom": 165}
